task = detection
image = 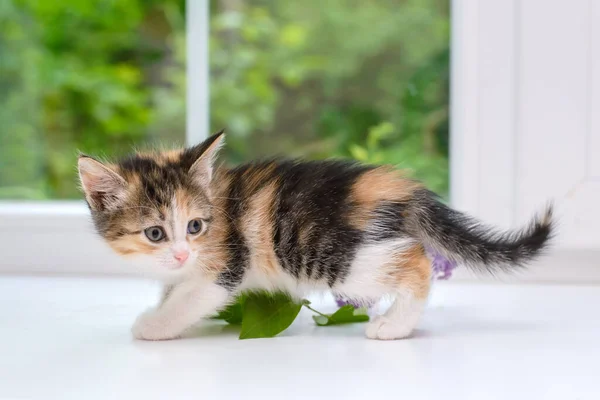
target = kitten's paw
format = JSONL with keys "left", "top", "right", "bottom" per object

{"left": 365, "top": 316, "right": 414, "bottom": 340}
{"left": 131, "top": 309, "right": 179, "bottom": 341}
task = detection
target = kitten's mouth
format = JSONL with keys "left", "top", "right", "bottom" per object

{"left": 167, "top": 255, "right": 195, "bottom": 270}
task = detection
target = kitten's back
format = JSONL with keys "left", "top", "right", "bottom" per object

{"left": 214, "top": 159, "right": 421, "bottom": 288}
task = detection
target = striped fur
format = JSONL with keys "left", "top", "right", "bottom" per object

{"left": 78, "top": 131, "right": 554, "bottom": 340}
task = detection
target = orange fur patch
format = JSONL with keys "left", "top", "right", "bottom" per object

{"left": 241, "top": 181, "right": 280, "bottom": 275}
{"left": 134, "top": 149, "right": 183, "bottom": 166}
{"left": 241, "top": 162, "right": 277, "bottom": 193}
{"left": 194, "top": 170, "right": 235, "bottom": 279}
{"left": 384, "top": 244, "right": 431, "bottom": 299}
{"left": 161, "top": 149, "right": 184, "bottom": 164}
{"left": 110, "top": 235, "right": 158, "bottom": 256}
{"left": 348, "top": 167, "right": 422, "bottom": 230}
{"left": 197, "top": 224, "right": 229, "bottom": 279}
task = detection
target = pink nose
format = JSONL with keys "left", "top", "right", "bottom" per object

{"left": 174, "top": 251, "right": 189, "bottom": 263}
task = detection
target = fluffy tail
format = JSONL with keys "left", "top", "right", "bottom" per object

{"left": 406, "top": 189, "right": 554, "bottom": 273}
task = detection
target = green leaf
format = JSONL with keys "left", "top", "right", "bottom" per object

{"left": 239, "top": 292, "right": 304, "bottom": 339}
{"left": 212, "top": 301, "right": 244, "bottom": 325}
{"left": 312, "top": 305, "right": 370, "bottom": 326}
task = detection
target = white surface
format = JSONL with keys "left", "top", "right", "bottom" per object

{"left": 0, "top": 277, "right": 598, "bottom": 400}
{"left": 452, "top": 0, "right": 600, "bottom": 250}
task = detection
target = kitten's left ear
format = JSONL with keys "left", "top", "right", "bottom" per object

{"left": 186, "top": 130, "right": 225, "bottom": 188}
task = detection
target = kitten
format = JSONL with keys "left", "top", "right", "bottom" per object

{"left": 78, "top": 130, "right": 553, "bottom": 340}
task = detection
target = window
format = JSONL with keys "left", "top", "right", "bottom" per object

{"left": 0, "top": 0, "right": 187, "bottom": 200}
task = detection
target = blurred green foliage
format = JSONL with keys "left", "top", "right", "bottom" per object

{"left": 0, "top": 0, "right": 449, "bottom": 199}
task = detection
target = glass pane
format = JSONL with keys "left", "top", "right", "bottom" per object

{"left": 0, "top": 0, "right": 186, "bottom": 199}
{"left": 210, "top": 0, "right": 450, "bottom": 197}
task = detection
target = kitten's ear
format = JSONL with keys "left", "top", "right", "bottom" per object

{"left": 186, "top": 130, "right": 225, "bottom": 188}
{"left": 78, "top": 156, "right": 127, "bottom": 211}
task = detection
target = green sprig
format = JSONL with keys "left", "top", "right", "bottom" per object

{"left": 211, "top": 291, "right": 370, "bottom": 339}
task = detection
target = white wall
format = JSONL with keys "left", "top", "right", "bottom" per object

{"left": 452, "top": 0, "right": 600, "bottom": 281}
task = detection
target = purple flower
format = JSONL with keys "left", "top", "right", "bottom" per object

{"left": 335, "top": 297, "right": 374, "bottom": 309}
{"left": 427, "top": 247, "right": 458, "bottom": 280}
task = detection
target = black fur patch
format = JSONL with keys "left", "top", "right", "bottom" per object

{"left": 216, "top": 166, "right": 251, "bottom": 289}
{"left": 365, "top": 201, "right": 409, "bottom": 241}
{"left": 270, "top": 160, "right": 371, "bottom": 286}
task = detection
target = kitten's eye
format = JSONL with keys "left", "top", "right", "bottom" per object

{"left": 144, "top": 226, "right": 165, "bottom": 242}
{"left": 187, "top": 219, "right": 204, "bottom": 235}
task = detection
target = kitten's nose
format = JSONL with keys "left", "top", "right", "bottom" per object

{"left": 174, "top": 250, "right": 189, "bottom": 263}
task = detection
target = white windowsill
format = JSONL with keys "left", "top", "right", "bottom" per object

{"left": 0, "top": 201, "right": 133, "bottom": 275}
{"left": 0, "top": 201, "right": 88, "bottom": 229}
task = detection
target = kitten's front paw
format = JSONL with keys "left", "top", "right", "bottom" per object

{"left": 131, "top": 309, "right": 179, "bottom": 341}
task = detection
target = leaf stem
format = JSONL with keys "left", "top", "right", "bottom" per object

{"left": 303, "top": 303, "right": 329, "bottom": 318}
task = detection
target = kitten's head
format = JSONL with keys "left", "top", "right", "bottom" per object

{"left": 78, "top": 131, "right": 225, "bottom": 280}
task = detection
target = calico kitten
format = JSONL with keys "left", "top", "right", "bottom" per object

{"left": 78, "top": 131, "right": 553, "bottom": 340}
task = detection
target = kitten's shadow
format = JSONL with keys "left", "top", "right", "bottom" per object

{"left": 182, "top": 321, "right": 240, "bottom": 339}
{"left": 130, "top": 322, "right": 239, "bottom": 350}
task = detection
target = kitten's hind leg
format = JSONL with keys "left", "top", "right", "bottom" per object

{"left": 365, "top": 246, "right": 431, "bottom": 340}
